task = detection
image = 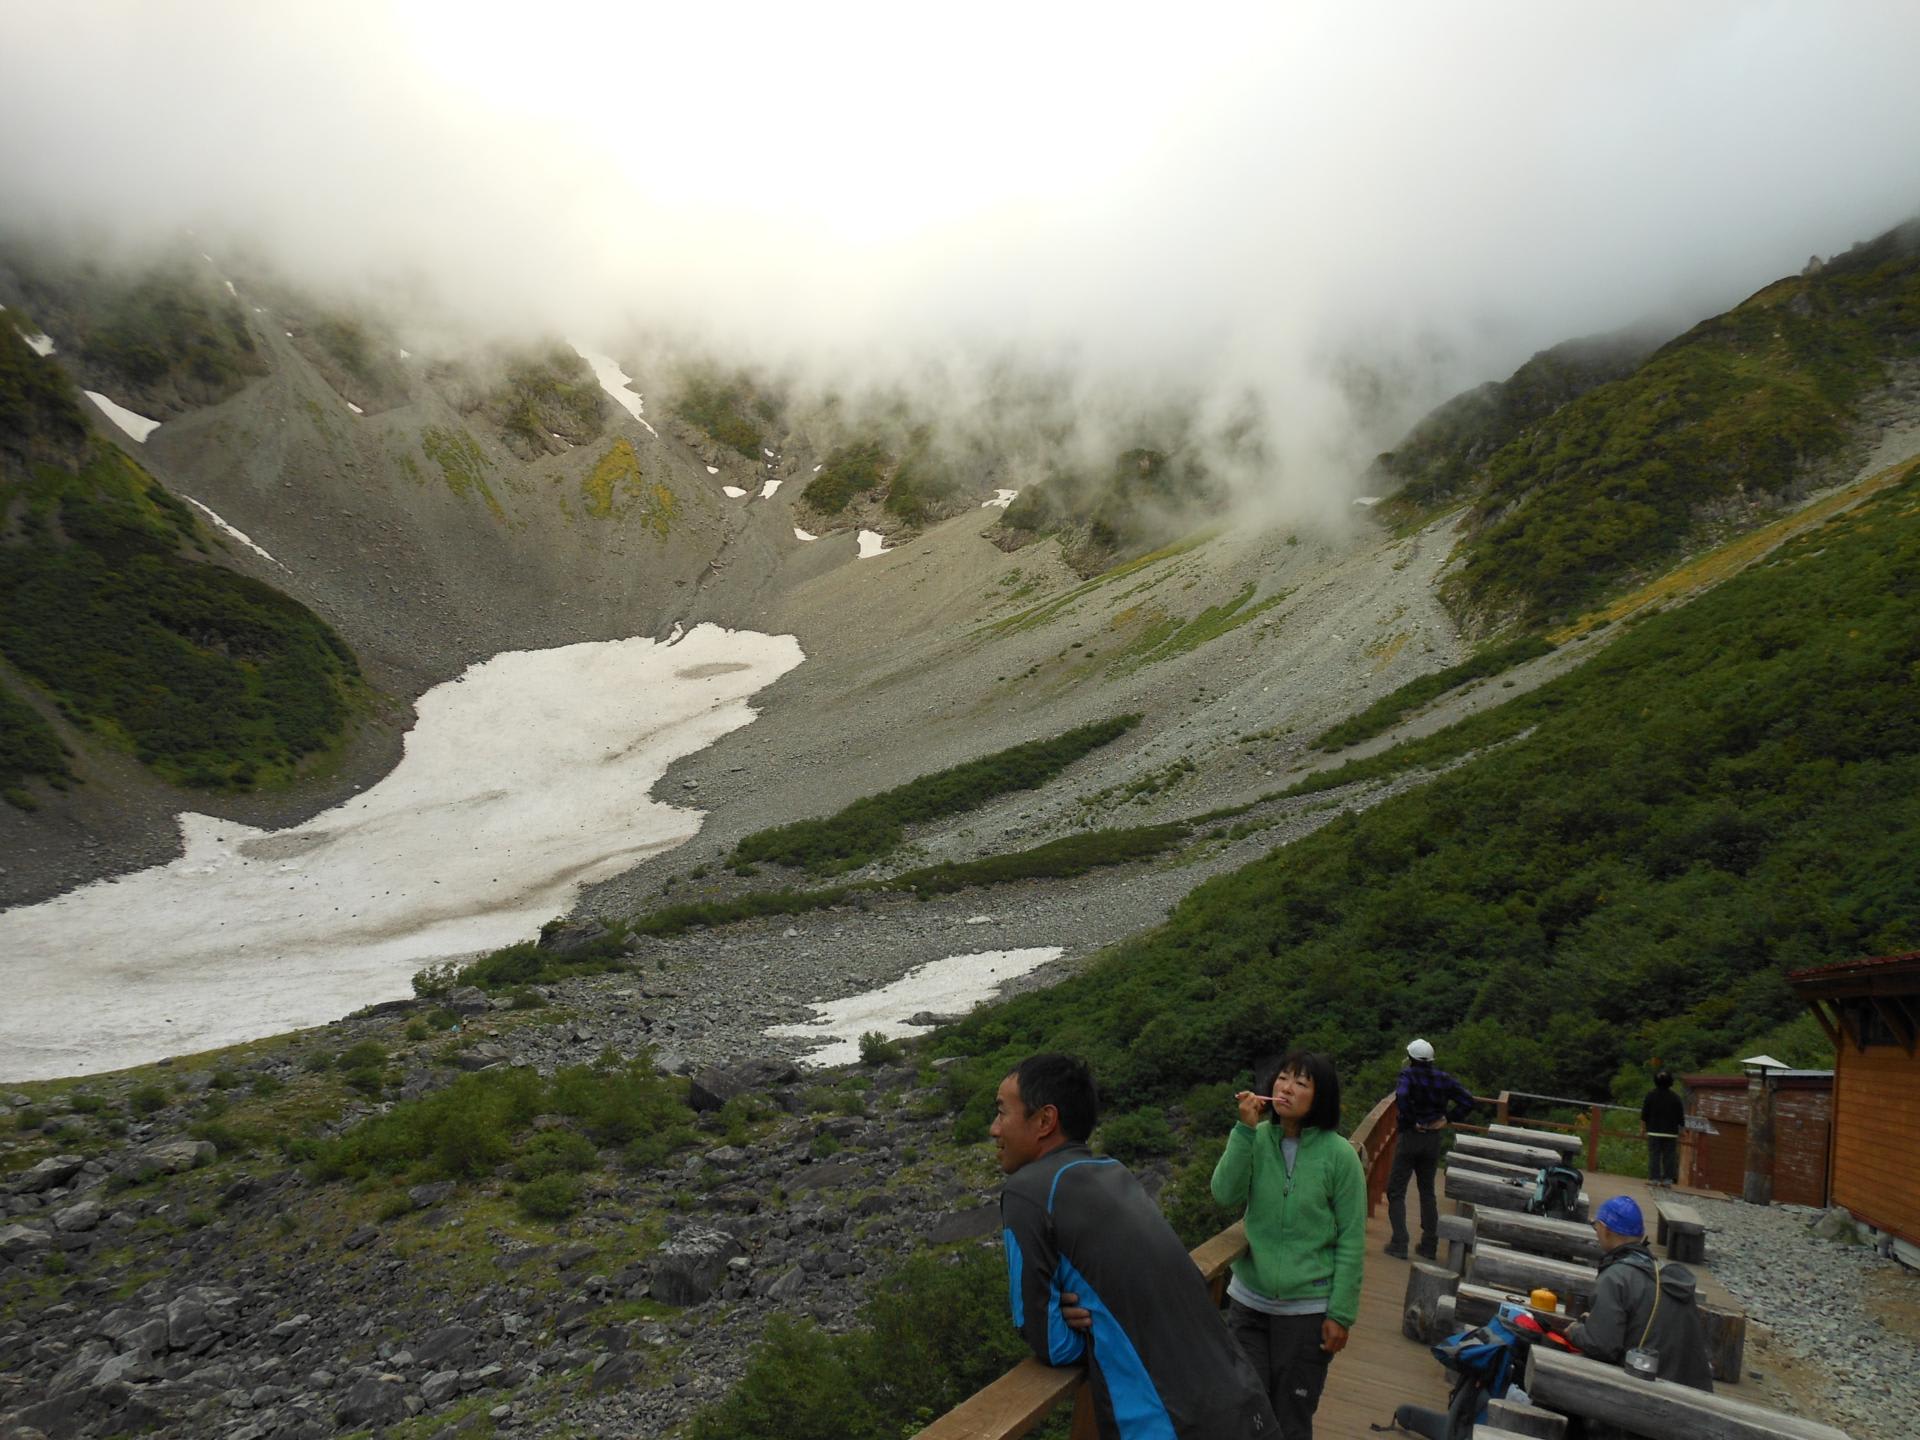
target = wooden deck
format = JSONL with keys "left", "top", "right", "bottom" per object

{"left": 1314, "top": 1169, "right": 1753, "bottom": 1437}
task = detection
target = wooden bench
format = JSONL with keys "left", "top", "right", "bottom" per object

{"left": 1443, "top": 1168, "right": 1589, "bottom": 1221}
{"left": 1454, "top": 1133, "right": 1564, "bottom": 1170}
{"left": 1438, "top": 1212, "right": 1475, "bottom": 1274}
{"left": 1468, "top": 1242, "right": 1600, "bottom": 1313}
{"left": 1449, "top": 1279, "right": 1574, "bottom": 1331}
{"left": 1490, "top": 1123, "right": 1585, "bottom": 1160}
{"left": 1485, "top": 1395, "right": 1571, "bottom": 1438}
{"left": 1474, "top": 1207, "right": 1602, "bottom": 1264}
{"left": 1402, "top": 1260, "right": 1459, "bottom": 1343}
{"left": 1525, "top": 1346, "right": 1855, "bottom": 1439}
{"left": 1654, "top": 1200, "right": 1707, "bottom": 1263}
{"left": 1447, "top": 1151, "right": 1541, "bottom": 1181}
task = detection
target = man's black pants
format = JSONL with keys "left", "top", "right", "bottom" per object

{"left": 1648, "top": 1135, "right": 1679, "bottom": 1184}
{"left": 1386, "top": 1127, "right": 1446, "bottom": 1252}
{"left": 1226, "top": 1302, "right": 1332, "bottom": 1440}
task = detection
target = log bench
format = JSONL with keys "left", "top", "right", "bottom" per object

{"left": 1525, "top": 1346, "right": 1855, "bottom": 1440}
{"left": 1454, "top": 1133, "right": 1564, "bottom": 1170}
{"left": 1473, "top": 1207, "right": 1602, "bottom": 1264}
{"left": 1490, "top": 1123, "right": 1585, "bottom": 1160}
{"left": 1401, "top": 1260, "right": 1459, "bottom": 1343}
{"left": 1447, "top": 1152, "right": 1541, "bottom": 1181}
{"left": 1438, "top": 1212, "right": 1475, "bottom": 1274}
{"left": 1655, "top": 1200, "right": 1707, "bottom": 1263}
{"left": 1449, "top": 1279, "right": 1574, "bottom": 1331}
{"left": 1443, "top": 1168, "right": 1589, "bottom": 1221}
{"left": 1467, "top": 1242, "right": 1600, "bottom": 1313}
{"left": 1485, "top": 1396, "right": 1572, "bottom": 1438}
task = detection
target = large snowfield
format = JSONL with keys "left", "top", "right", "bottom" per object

{"left": 0, "top": 626, "right": 803, "bottom": 1081}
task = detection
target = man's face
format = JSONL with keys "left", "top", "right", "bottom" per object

{"left": 991, "top": 1073, "right": 1051, "bottom": 1174}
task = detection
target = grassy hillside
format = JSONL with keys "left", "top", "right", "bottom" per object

{"left": 674, "top": 365, "right": 777, "bottom": 457}
{"left": 1430, "top": 221, "right": 1920, "bottom": 629}
{"left": 0, "top": 327, "right": 364, "bottom": 793}
{"left": 933, "top": 455, "right": 1920, "bottom": 1133}
{"left": 1000, "top": 446, "right": 1222, "bottom": 575}
{"left": 1374, "top": 323, "right": 1667, "bottom": 518}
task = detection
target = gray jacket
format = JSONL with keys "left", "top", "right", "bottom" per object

{"left": 1565, "top": 1241, "right": 1714, "bottom": 1391}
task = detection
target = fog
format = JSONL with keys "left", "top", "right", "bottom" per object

{"left": 5, "top": 0, "right": 1920, "bottom": 501}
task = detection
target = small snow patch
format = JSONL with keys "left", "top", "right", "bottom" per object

{"left": 760, "top": 479, "right": 782, "bottom": 498}
{"left": 768, "top": 947, "right": 1066, "bottom": 1067}
{"left": 285, "top": 331, "right": 294, "bottom": 338}
{"left": 398, "top": 348, "right": 411, "bottom": 359}
{"left": 763, "top": 448, "right": 775, "bottom": 458}
{"left": 706, "top": 465, "right": 720, "bottom": 475}
{"left": 571, "top": 343, "right": 660, "bottom": 437}
{"left": 982, "top": 489, "right": 1018, "bottom": 509}
{"left": 812, "top": 464, "right": 822, "bottom": 472}
{"left": 794, "top": 527, "right": 818, "bottom": 542}
{"left": 182, "top": 496, "right": 284, "bottom": 568}
{"left": 84, "top": 391, "right": 161, "bottom": 442}
{"left": 346, "top": 401, "right": 364, "bottom": 415}
{"left": 20, "top": 330, "right": 55, "bottom": 358}
{"left": 722, "top": 485, "right": 748, "bottom": 498}
{"left": 856, "top": 530, "right": 887, "bottom": 559}
{"left": 965, "top": 915, "right": 993, "bottom": 925}
{"left": 1353, "top": 495, "right": 1382, "bottom": 507}
{"left": 224, "top": 280, "right": 237, "bottom": 297}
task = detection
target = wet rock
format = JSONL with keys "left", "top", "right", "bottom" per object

{"left": 688, "top": 1058, "right": 800, "bottom": 1112}
{"left": 928, "top": 1203, "right": 1000, "bottom": 1244}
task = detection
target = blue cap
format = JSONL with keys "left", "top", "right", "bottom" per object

{"left": 1595, "top": 1195, "right": 1644, "bottom": 1236}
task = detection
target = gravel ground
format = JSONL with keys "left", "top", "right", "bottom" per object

{"left": 1689, "top": 1194, "right": 1920, "bottom": 1440}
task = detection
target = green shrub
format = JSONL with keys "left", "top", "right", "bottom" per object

{"left": 513, "top": 1128, "right": 598, "bottom": 1181}
{"left": 337, "top": 1041, "right": 386, "bottom": 1070}
{"left": 801, "top": 440, "right": 888, "bottom": 514}
{"left": 301, "top": 1051, "right": 333, "bottom": 1073}
{"left": 190, "top": 1120, "right": 262, "bottom": 1156}
{"left": 342, "top": 1066, "right": 385, "bottom": 1097}
{"left": 1313, "top": 635, "right": 1556, "bottom": 751}
{"left": 13, "top": 1106, "right": 44, "bottom": 1132}
{"left": 1097, "top": 1106, "right": 1178, "bottom": 1162}
{"left": 66, "top": 1091, "right": 106, "bottom": 1114}
{"left": 206, "top": 1068, "right": 240, "bottom": 1090}
{"left": 250, "top": 1073, "right": 284, "bottom": 1097}
{"left": 516, "top": 1172, "right": 584, "bottom": 1221}
{"left": 858, "top": 1032, "right": 903, "bottom": 1067}
{"left": 312, "top": 1067, "right": 544, "bottom": 1181}
{"left": 734, "top": 715, "right": 1140, "bottom": 874}
{"left": 810, "top": 1132, "right": 841, "bottom": 1159}
{"left": 404, "top": 1020, "right": 430, "bottom": 1042}
{"left": 412, "top": 962, "right": 460, "bottom": 999}
{"left": 127, "top": 1085, "right": 168, "bottom": 1115}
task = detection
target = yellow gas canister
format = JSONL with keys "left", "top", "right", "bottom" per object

{"left": 1529, "top": 1288, "right": 1560, "bottom": 1313}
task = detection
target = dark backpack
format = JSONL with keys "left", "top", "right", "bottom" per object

{"left": 1526, "top": 1164, "right": 1583, "bottom": 1221}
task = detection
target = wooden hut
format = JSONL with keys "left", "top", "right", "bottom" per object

{"left": 1682, "top": 1069, "right": 1831, "bottom": 1204}
{"left": 1788, "top": 951, "right": 1920, "bottom": 1261}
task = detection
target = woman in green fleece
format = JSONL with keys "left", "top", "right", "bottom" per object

{"left": 1211, "top": 1050, "right": 1366, "bottom": 1440}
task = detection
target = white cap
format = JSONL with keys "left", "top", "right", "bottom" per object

{"left": 1407, "top": 1038, "right": 1435, "bottom": 1062}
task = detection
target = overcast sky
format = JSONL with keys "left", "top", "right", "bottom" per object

{"left": 5, "top": 1, "right": 1919, "bottom": 487}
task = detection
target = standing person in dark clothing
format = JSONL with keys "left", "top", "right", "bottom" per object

{"left": 993, "top": 1053, "right": 1277, "bottom": 1440}
{"left": 1640, "top": 1070, "right": 1686, "bottom": 1187}
{"left": 1383, "top": 1038, "right": 1477, "bottom": 1261}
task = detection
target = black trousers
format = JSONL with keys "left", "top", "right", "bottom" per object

{"left": 1648, "top": 1135, "right": 1679, "bottom": 1184}
{"left": 1226, "top": 1302, "right": 1332, "bottom": 1440}
{"left": 1387, "top": 1128, "right": 1446, "bottom": 1250}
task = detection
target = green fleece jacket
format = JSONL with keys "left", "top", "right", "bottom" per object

{"left": 1210, "top": 1121, "right": 1366, "bottom": 1328}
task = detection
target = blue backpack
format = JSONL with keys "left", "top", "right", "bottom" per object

{"left": 1526, "top": 1164, "right": 1584, "bottom": 1221}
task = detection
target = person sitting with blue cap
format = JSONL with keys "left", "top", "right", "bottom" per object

{"left": 1564, "top": 1195, "right": 1714, "bottom": 1390}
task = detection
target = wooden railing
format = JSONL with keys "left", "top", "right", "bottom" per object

{"left": 912, "top": 1093, "right": 1400, "bottom": 1440}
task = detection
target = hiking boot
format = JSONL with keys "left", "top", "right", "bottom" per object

{"left": 1416, "top": 1241, "right": 1439, "bottom": 1261}
{"left": 1383, "top": 1241, "right": 1409, "bottom": 1260}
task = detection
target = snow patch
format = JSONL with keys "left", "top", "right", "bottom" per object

{"left": 722, "top": 485, "right": 748, "bottom": 498}
{"left": 706, "top": 465, "right": 720, "bottom": 475}
{"left": 182, "top": 497, "right": 284, "bottom": 568}
{"left": 84, "top": 391, "right": 161, "bottom": 442}
{"left": 794, "top": 527, "right": 818, "bottom": 541}
{"left": 1353, "top": 495, "right": 1382, "bottom": 507}
{"left": 398, "top": 348, "right": 411, "bottom": 359}
{"left": 571, "top": 343, "right": 659, "bottom": 437}
{"left": 346, "top": 401, "right": 364, "bottom": 415}
{"left": 0, "top": 626, "right": 805, "bottom": 1081}
{"left": 856, "top": 530, "right": 887, "bottom": 559}
{"left": 760, "top": 479, "right": 782, "bottom": 499}
{"left": 812, "top": 464, "right": 823, "bottom": 472}
{"left": 763, "top": 448, "right": 775, "bottom": 458}
{"left": 767, "top": 948, "right": 1066, "bottom": 1067}
{"left": 983, "top": 489, "right": 1018, "bottom": 509}
{"left": 224, "top": 280, "right": 237, "bottom": 297}
{"left": 20, "top": 330, "right": 55, "bottom": 358}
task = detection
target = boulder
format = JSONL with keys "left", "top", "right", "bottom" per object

{"left": 334, "top": 1375, "right": 409, "bottom": 1428}
{"left": 407, "top": 1181, "right": 457, "bottom": 1210}
{"left": 52, "top": 1201, "right": 103, "bottom": 1233}
{"left": 11, "top": 1154, "right": 86, "bottom": 1194}
{"left": 420, "top": 1369, "right": 463, "bottom": 1408}
{"left": 120, "top": 1140, "right": 215, "bottom": 1181}
{"left": 537, "top": 919, "right": 608, "bottom": 955}
{"left": 649, "top": 1228, "right": 745, "bottom": 1305}
{"left": 411, "top": 1325, "right": 476, "bottom": 1367}
{"left": 166, "top": 1294, "right": 214, "bottom": 1353}
{"left": 688, "top": 1058, "right": 800, "bottom": 1112}
{"left": 0, "top": 1222, "right": 53, "bottom": 1262}
{"left": 444, "top": 986, "right": 493, "bottom": 1017}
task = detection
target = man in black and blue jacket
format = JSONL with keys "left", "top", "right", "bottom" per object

{"left": 1384, "top": 1038, "right": 1478, "bottom": 1261}
{"left": 994, "top": 1053, "right": 1276, "bottom": 1439}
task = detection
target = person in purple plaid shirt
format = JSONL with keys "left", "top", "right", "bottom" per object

{"left": 1383, "top": 1039, "right": 1477, "bottom": 1260}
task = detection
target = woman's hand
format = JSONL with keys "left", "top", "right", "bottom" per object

{"left": 1234, "top": 1090, "right": 1270, "bottom": 1127}
{"left": 1320, "top": 1318, "right": 1349, "bottom": 1354}
{"left": 1061, "top": 1291, "right": 1093, "bottom": 1332}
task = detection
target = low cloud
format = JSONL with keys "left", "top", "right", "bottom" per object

{"left": 5, "top": 1, "right": 1920, "bottom": 513}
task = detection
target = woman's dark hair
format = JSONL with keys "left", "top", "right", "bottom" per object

{"left": 1654, "top": 1070, "right": 1674, "bottom": 1089}
{"left": 1011, "top": 1053, "right": 1099, "bottom": 1142}
{"left": 1255, "top": 1050, "right": 1342, "bottom": 1133}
